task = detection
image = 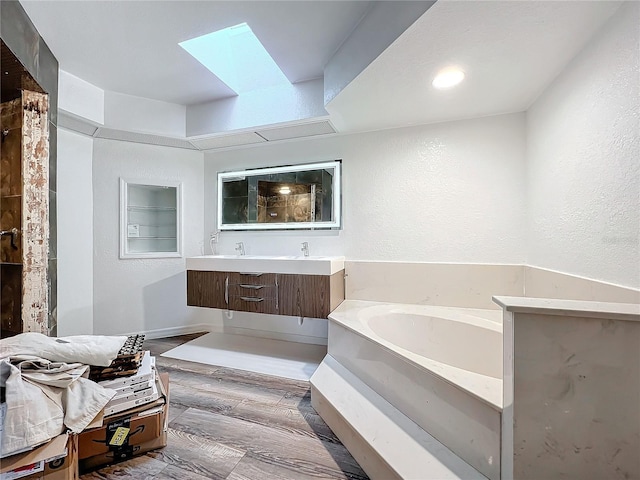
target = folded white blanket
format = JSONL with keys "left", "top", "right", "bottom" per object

{"left": 0, "top": 332, "right": 127, "bottom": 367}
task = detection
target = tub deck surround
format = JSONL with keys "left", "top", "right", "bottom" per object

{"left": 494, "top": 296, "right": 640, "bottom": 480}
{"left": 329, "top": 300, "right": 503, "bottom": 409}
{"left": 313, "top": 300, "right": 504, "bottom": 480}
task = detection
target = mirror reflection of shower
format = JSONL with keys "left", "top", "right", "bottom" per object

{"left": 257, "top": 181, "right": 316, "bottom": 223}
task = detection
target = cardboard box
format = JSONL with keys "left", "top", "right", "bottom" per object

{"left": 0, "top": 434, "right": 78, "bottom": 480}
{"left": 78, "top": 431, "right": 167, "bottom": 472}
{"left": 78, "top": 373, "right": 169, "bottom": 474}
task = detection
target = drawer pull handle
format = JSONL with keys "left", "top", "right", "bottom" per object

{"left": 240, "top": 272, "right": 263, "bottom": 277}
{"left": 240, "top": 284, "right": 264, "bottom": 290}
{"left": 240, "top": 296, "right": 264, "bottom": 302}
{"left": 225, "top": 276, "right": 229, "bottom": 305}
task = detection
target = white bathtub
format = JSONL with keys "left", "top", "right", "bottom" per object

{"left": 311, "top": 300, "right": 504, "bottom": 479}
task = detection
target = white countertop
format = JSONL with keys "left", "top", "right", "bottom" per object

{"left": 186, "top": 255, "right": 346, "bottom": 275}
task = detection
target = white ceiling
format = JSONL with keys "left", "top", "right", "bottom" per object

{"left": 20, "top": 0, "right": 373, "bottom": 105}
{"left": 328, "top": 0, "right": 623, "bottom": 133}
{"left": 20, "top": 0, "right": 624, "bottom": 137}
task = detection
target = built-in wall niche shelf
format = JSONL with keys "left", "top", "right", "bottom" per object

{"left": 120, "top": 179, "right": 182, "bottom": 259}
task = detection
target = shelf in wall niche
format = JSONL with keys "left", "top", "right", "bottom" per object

{"left": 120, "top": 179, "right": 182, "bottom": 259}
{"left": 128, "top": 236, "right": 177, "bottom": 240}
{"left": 127, "top": 205, "right": 176, "bottom": 211}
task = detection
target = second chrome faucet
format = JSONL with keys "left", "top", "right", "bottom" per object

{"left": 235, "top": 241, "right": 245, "bottom": 256}
{"left": 301, "top": 242, "right": 309, "bottom": 257}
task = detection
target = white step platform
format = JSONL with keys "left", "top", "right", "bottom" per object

{"left": 161, "top": 332, "right": 326, "bottom": 381}
{"left": 310, "top": 355, "right": 487, "bottom": 480}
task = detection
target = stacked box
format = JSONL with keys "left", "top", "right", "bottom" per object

{"left": 77, "top": 372, "right": 169, "bottom": 474}
{"left": 0, "top": 434, "right": 78, "bottom": 480}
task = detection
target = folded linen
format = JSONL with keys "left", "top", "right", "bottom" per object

{"left": 0, "top": 332, "right": 127, "bottom": 367}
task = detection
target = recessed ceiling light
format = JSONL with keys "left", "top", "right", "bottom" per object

{"left": 432, "top": 67, "right": 465, "bottom": 89}
{"left": 279, "top": 186, "right": 291, "bottom": 195}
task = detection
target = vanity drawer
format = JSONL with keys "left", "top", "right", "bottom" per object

{"left": 228, "top": 272, "right": 277, "bottom": 286}
{"left": 229, "top": 295, "right": 278, "bottom": 314}
{"left": 228, "top": 284, "right": 277, "bottom": 298}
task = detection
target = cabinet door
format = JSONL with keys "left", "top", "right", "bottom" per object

{"left": 278, "top": 274, "right": 331, "bottom": 318}
{"left": 187, "top": 270, "right": 228, "bottom": 309}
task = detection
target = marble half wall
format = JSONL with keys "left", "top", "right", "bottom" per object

{"left": 345, "top": 262, "right": 639, "bottom": 311}
{"left": 496, "top": 297, "right": 640, "bottom": 480}
{"left": 525, "top": 266, "right": 640, "bottom": 304}
{"left": 345, "top": 261, "right": 524, "bottom": 310}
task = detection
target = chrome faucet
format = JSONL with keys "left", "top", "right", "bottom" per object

{"left": 235, "top": 241, "right": 245, "bottom": 256}
{"left": 301, "top": 242, "right": 309, "bottom": 257}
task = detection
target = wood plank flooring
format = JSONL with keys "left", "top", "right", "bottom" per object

{"left": 80, "top": 334, "right": 368, "bottom": 480}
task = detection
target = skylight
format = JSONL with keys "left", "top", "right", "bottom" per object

{"left": 179, "top": 23, "right": 290, "bottom": 94}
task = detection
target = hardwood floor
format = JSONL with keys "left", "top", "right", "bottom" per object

{"left": 80, "top": 334, "right": 368, "bottom": 480}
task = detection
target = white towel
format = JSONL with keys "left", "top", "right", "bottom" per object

{"left": 0, "top": 332, "right": 127, "bottom": 367}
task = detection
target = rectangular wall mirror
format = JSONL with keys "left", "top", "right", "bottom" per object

{"left": 217, "top": 160, "right": 341, "bottom": 231}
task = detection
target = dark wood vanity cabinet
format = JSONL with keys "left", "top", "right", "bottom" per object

{"left": 278, "top": 273, "right": 344, "bottom": 318}
{"left": 186, "top": 270, "right": 345, "bottom": 318}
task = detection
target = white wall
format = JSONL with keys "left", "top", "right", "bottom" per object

{"left": 103, "top": 91, "right": 186, "bottom": 137}
{"left": 526, "top": 1, "right": 640, "bottom": 289}
{"left": 186, "top": 79, "right": 327, "bottom": 137}
{"left": 57, "top": 128, "right": 95, "bottom": 335}
{"left": 59, "top": 70, "right": 104, "bottom": 124}
{"left": 92, "top": 138, "right": 208, "bottom": 336}
{"left": 205, "top": 112, "right": 527, "bottom": 264}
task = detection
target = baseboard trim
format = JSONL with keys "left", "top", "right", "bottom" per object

{"left": 123, "top": 323, "right": 327, "bottom": 345}
{"left": 211, "top": 325, "right": 327, "bottom": 346}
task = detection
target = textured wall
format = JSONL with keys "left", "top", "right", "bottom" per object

{"left": 526, "top": 2, "right": 640, "bottom": 289}
{"left": 92, "top": 139, "right": 207, "bottom": 335}
{"left": 204, "top": 112, "right": 527, "bottom": 264}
